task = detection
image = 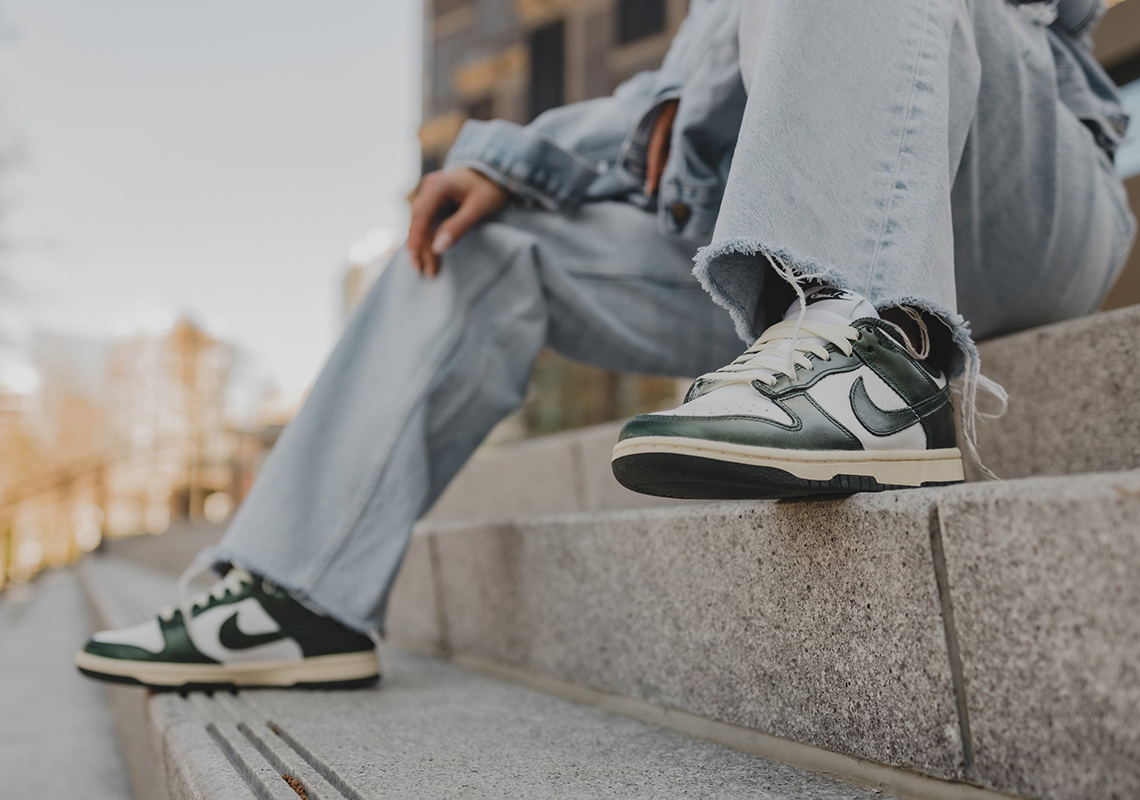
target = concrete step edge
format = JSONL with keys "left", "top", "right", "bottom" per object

{"left": 388, "top": 469, "right": 1140, "bottom": 800}
{"left": 75, "top": 556, "right": 921, "bottom": 800}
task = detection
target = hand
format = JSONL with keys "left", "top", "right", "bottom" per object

{"left": 644, "top": 99, "right": 679, "bottom": 197}
{"left": 407, "top": 168, "right": 511, "bottom": 277}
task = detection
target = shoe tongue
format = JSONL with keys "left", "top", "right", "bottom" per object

{"left": 783, "top": 286, "right": 878, "bottom": 326}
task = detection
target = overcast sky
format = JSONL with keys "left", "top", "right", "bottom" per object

{"left": 0, "top": 0, "right": 421, "bottom": 402}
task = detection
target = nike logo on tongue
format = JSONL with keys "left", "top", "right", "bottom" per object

{"left": 786, "top": 287, "right": 879, "bottom": 325}
{"left": 803, "top": 287, "right": 855, "bottom": 305}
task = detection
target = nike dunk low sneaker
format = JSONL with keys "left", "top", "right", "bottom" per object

{"left": 612, "top": 286, "right": 964, "bottom": 499}
{"left": 76, "top": 568, "right": 379, "bottom": 690}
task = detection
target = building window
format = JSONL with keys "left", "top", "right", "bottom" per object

{"left": 528, "top": 20, "right": 565, "bottom": 121}
{"left": 616, "top": 0, "right": 667, "bottom": 45}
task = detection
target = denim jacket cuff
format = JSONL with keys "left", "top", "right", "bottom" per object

{"left": 444, "top": 119, "right": 601, "bottom": 210}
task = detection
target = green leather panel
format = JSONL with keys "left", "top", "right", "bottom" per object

{"left": 84, "top": 611, "right": 218, "bottom": 664}
{"left": 257, "top": 586, "right": 375, "bottom": 658}
{"left": 218, "top": 613, "right": 288, "bottom": 651}
{"left": 751, "top": 354, "right": 862, "bottom": 397}
{"left": 849, "top": 320, "right": 958, "bottom": 449}
{"left": 619, "top": 392, "right": 863, "bottom": 451}
{"left": 189, "top": 575, "right": 372, "bottom": 657}
{"left": 849, "top": 376, "right": 920, "bottom": 436}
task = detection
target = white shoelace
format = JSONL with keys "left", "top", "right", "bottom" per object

{"left": 697, "top": 318, "right": 859, "bottom": 390}
{"left": 159, "top": 566, "right": 254, "bottom": 623}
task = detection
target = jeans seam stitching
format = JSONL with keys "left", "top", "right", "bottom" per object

{"left": 865, "top": 0, "right": 933, "bottom": 298}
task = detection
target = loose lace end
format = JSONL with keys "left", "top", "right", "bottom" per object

{"left": 956, "top": 348, "right": 1009, "bottom": 482}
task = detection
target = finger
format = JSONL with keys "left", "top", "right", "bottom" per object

{"left": 408, "top": 177, "right": 446, "bottom": 273}
{"left": 431, "top": 191, "right": 492, "bottom": 256}
{"left": 423, "top": 238, "right": 440, "bottom": 278}
{"left": 645, "top": 124, "right": 666, "bottom": 196}
{"left": 653, "top": 136, "right": 672, "bottom": 196}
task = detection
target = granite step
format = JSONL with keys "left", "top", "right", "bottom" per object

{"left": 78, "top": 556, "right": 901, "bottom": 800}
{"left": 388, "top": 469, "right": 1140, "bottom": 800}
{"left": 966, "top": 303, "right": 1140, "bottom": 480}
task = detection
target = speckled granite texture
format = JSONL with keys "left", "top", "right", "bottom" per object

{"left": 428, "top": 491, "right": 967, "bottom": 779}
{"left": 970, "top": 305, "right": 1140, "bottom": 481}
{"left": 938, "top": 471, "right": 1140, "bottom": 800}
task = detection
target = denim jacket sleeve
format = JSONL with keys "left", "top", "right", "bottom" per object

{"left": 1052, "top": 0, "right": 1105, "bottom": 37}
{"left": 442, "top": 0, "right": 730, "bottom": 212}
{"left": 442, "top": 70, "right": 668, "bottom": 210}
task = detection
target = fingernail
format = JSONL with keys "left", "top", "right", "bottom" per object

{"left": 431, "top": 231, "right": 453, "bottom": 255}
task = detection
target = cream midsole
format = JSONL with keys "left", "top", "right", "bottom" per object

{"left": 75, "top": 650, "right": 380, "bottom": 686}
{"left": 612, "top": 437, "right": 964, "bottom": 485}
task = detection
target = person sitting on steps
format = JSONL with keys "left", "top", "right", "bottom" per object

{"left": 77, "top": 0, "right": 1134, "bottom": 691}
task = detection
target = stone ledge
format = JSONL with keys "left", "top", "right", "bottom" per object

{"left": 393, "top": 471, "right": 1140, "bottom": 797}
{"left": 77, "top": 557, "right": 887, "bottom": 800}
{"left": 971, "top": 304, "right": 1140, "bottom": 480}
{"left": 414, "top": 490, "right": 967, "bottom": 780}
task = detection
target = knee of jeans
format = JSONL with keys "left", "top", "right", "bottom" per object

{"left": 440, "top": 217, "right": 538, "bottom": 277}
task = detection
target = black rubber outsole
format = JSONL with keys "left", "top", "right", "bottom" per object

{"left": 612, "top": 452, "right": 960, "bottom": 500}
{"left": 77, "top": 666, "right": 381, "bottom": 692}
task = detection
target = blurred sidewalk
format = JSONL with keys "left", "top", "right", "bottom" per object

{"left": 0, "top": 569, "right": 131, "bottom": 799}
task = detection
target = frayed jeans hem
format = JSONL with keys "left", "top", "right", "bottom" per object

{"left": 692, "top": 237, "right": 977, "bottom": 377}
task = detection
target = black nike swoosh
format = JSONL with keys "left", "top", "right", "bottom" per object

{"left": 849, "top": 376, "right": 918, "bottom": 436}
{"left": 218, "top": 611, "right": 288, "bottom": 650}
{"left": 804, "top": 288, "right": 853, "bottom": 304}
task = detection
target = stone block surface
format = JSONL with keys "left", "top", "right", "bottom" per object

{"left": 937, "top": 471, "right": 1140, "bottom": 800}
{"left": 249, "top": 648, "right": 882, "bottom": 800}
{"left": 425, "top": 421, "right": 694, "bottom": 523}
{"left": 971, "top": 305, "right": 1140, "bottom": 480}
{"left": 424, "top": 427, "right": 584, "bottom": 521}
{"left": 79, "top": 556, "right": 882, "bottom": 800}
{"left": 384, "top": 531, "right": 442, "bottom": 651}
{"left": 430, "top": 492, "right": 966, "bottom": 779}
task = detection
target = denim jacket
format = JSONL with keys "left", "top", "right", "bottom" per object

{"left": 444, "top": 0, "right": 1126, "bottom": 242}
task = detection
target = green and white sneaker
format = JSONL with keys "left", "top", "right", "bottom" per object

{"left": 612, "top": 287, "right": 964, "bottom": 499}
{"left": 76, "top": 568, "right": 379, "bottom": 690}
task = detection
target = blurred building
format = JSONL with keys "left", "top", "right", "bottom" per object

{"left": 342, "top": 228, "right": 401, "bottom": 323}
{"left": 420, "top": 0, "right": 688, "bottom": 172}
{"left": 419, "top": 0, "right": 690, "bottom": 438}
{"left": 103, "top": 319, "right": 234, "bottom": 533}
{"left": 0, "top": 319, "right": 248, "bottom": 589}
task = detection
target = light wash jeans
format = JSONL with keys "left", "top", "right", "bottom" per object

{"left": 202, "top": 0, "right": 1134, "bottom": 632}
{"left": 699, "top": 0, "right": 1133, "bottom": 366}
